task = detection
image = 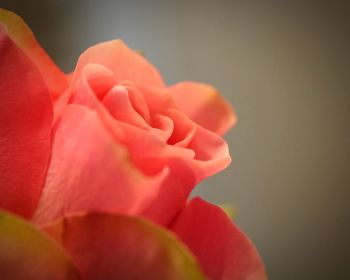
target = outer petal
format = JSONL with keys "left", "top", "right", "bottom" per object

{"left": 32, "top": 105, "right": 167, "bottom": 226}
{"left": 0, "top": 8, "right": 68, "bottom": 98}
{"left": 71, "top": 39, "right": 164, "bottom": 90}
{"left": 168, "top": 82, "right": 237, "bottom": 135}
{"left": 43, "top": 212, "right": 206, "bottom": 280}
{"left": 0, "top": 28, "right": 52, "bottom": 218}
{"left": 170, "top": 197, "right": 267, "bottom": 280}
{"left": 0, "top": 210, "right": 79, "bottom": 280}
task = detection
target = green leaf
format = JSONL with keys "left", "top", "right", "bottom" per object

{"left": 0, "top": 210, "right": 80, "bottom": 280}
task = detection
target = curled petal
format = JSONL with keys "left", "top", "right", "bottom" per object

{"left": 65, "top": 63, "right": 125, "bottom": 140}
{"left": 32, "top": 105, "right": 167, "bottom": 226}
{"left": 0, "top": 8, "right": 68, "bottom": 98}
{"left": 43, "top": 212, "right": 206, "bottom": 280}
{"left": 169, "top": 82, "right": 237, "bottom": 135}
{"left": 121, "top": 114, "right": 231, "bottom": 183}
{"left": 79, "top": 63, "right": 117, "bottom": 99}
{"left": 166, "top": 109, "right": 196, "bottom": 148}
{"left": 0, "top": 28, "right": 52, "bottom": 218}
{"left": 121, "top": 82, "right": 151, "bottom": 121}
{"left": 150, "top": 114, "right": 174, "bottom": 142}
{"left": 71, "top": 40, "right": 164, "bottom": 90}
{"left": 132, "top": 83, "right": 176, "bottom": 115}
{"left": 186, "top": 123, "right": 231, "bottom": 179}
{"left": 0, "top": 210, "right": 79, "bottom": 280}
{"left": 103, "top": 85, "right": 149, "bottom": 129}
{"left": 170, "top": 197, "right": 267, "bottom": 280}
{"left": 116, "top": 121, "right": 231, "bottom": 225}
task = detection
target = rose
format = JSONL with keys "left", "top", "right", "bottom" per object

{"left": 32, "top": 38, "right": 236, "bottom": 227}
{"left": 0, "top": 9, "right": 266, "bottom": 280}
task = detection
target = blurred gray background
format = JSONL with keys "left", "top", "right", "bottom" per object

{"left": 2, "top": 1, "right": 349, "bottom": 279}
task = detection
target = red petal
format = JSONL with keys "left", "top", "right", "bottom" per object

{"left": 170, "top": 197, "right": 267, "bottom": 280}
{"left": 0, "top": 27, "right": 53, "bottom": 218}
{"left": 32, "top": 105, "right": 167, "bottom": 226}
{"left": 169, "top": 82, "right": 237, "bottom": 135}
{"left": 71, "top": 39, "right": 164, "bottom": 90}
{"left": 0, "top": 8, "right": 68, "bottom": 98}
{"left": 43, "top": 212, "right": 205, "bottom": 280}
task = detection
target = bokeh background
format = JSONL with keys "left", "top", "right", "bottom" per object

{"left": 2, "top": 1, "right": 349, "bottom": 279}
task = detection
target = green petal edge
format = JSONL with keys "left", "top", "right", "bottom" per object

{"left": 0, "top": 210, "right": 80, "bottom": 280}
{"left": 43, "top": 212, "right": 207, "bottom": 280}
{"left": 134, "top": 215, "right": 207, "bottom": 280}
{"left": 219, "top": 204, "right": 237, "bottom": 220}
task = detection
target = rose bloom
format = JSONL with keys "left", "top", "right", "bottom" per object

{"left": 0, "top": 9, "right": 267, "bottom": 280}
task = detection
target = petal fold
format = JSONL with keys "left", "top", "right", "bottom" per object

{"left": 43, "top": 212, "right": 205, "bottom": 280}
{"left": 170, "top": 197, "right": 267, "bottom": 280}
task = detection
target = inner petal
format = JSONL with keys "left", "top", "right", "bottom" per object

{"left": 103, "top": 85, "right": 149, "bottom": 129}
{"left": 150, "top": 114, "right": 174, "bottom": 142}
{"left": 166, "top": 109, "right": 196, "bottom": 148}
{"left": 120, "top": 82, "right": 151, "bottom": 123}
{"left": 80, "top": 63, "right": 116, "bottom": 99}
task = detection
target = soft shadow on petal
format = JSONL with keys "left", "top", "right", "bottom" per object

{"left": 42, "top": 212, "right": 206, "bottom": 280}
{"left": 169, "top": 82, "right": 237, "bottom": 135}
{"left": 0, "top": 210, "right": 80, "bottom": 280}
{"left": 32, "top": 105, "right": 168, "bottom": 226}
{"left": 0, "top": 28, "right": 52, "bottom": 219}
{"left": 170, "top": 197, "right": 267, "bottom": 280}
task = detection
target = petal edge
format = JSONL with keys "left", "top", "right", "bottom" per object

{"left": 0, "top": 8, "right": 68, "bottom": 98}
{"left": 43, "top": 212, "right": 206, "bottom": 280}
{"left": 171, "top": 197, "right": 267, "bottom": 280}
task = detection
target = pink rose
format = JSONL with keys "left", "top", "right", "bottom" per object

{"left": 0, "top": 9, "right": 266, "bottom": 280}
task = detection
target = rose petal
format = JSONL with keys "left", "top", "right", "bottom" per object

{"left": 166, "top": 109, "right": 196, "bottom": 148}
{"left": 0, "top": 28, "right": 52, "bottom": 218}
{"left": 80, "top": 63, "right": 117, "bottom": 99}
{"left": 115, "top": 120, "right": 230, "bottom": 225}
{"left": 32, "top": 105, "right": 168, "bottom": 226}
{"left": 103, "top": 85, "right": 149, "bottom": 129}
{"left": 43, "top": 212, "right": 206, "bottom": 280}
{"left": 130, "top": 83, "right": 176, "bottom": 115}
{"left": 0, "top": 8, "right": 68, "bottom": 98}
{"left": 186, "top": 123, "right": 231, "bottom": 179}
{"left": 170, "top": 197, "right": 267, "bottom": 280}
{"left": 120, "top": 114, "right": 231, "bottom": 183}
{"left": 64, "top": 63, "right": 126, "bottom": 140}
{"left": 169, "top": 82, "right": 237, "bottom": 135}
{"left": 150, "top": 114, "right": 174, "bottom": 142}
{"left": 71, "top": 39, "right": 164, "bottom": 90}
{"left": 0, "top": 210, "right": 79, "bottom": 280}
{"left": 121, "top": 82, "right": 152, "bottom": 121}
